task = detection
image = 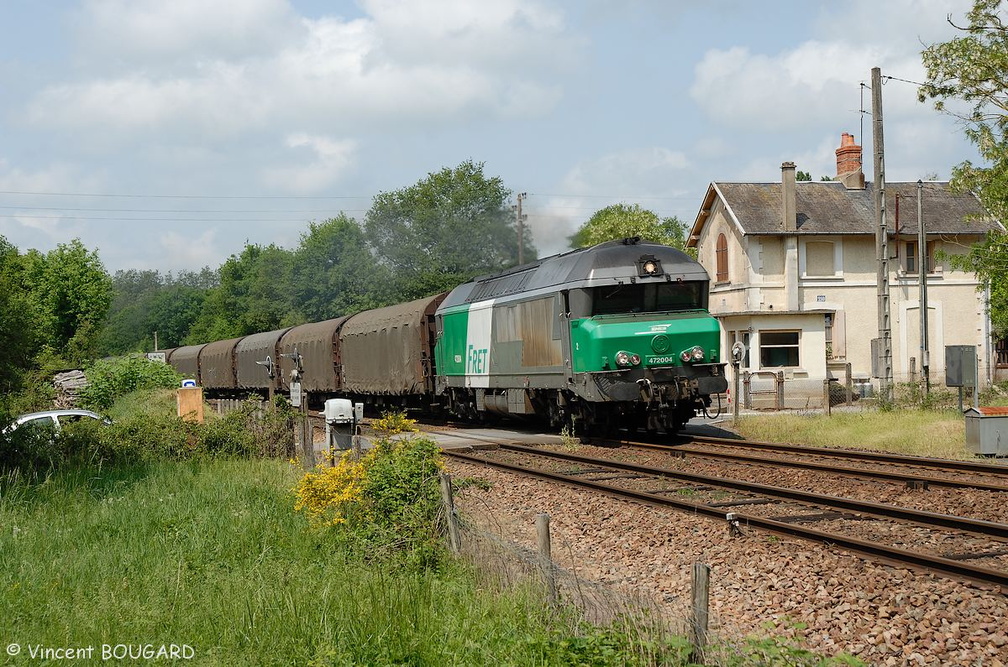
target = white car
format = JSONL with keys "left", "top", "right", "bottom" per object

{"left": 2, "top": 409, "right": 111, "bottom": 436}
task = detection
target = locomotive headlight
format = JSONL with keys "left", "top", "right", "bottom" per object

{"left": 615, "top": 350, "right": 632, "bottom": 367}
{"left": 680, "top": 346, "right": 706, "bottom": 363}
{"left": 629, "top": 353, "right": 641, "bottom": 366}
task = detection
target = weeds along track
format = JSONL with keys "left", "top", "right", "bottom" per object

{"left": 445, "top": 443, "right": 1008, "bottom": 590}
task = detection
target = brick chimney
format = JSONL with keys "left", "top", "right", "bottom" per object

{"left": 781, "top": 161, "right": 797, "bottom": 231}
{"left": 835, "top": 132, "right": 865, "bottom": 189}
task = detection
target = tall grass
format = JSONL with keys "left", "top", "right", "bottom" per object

{"left": 0, "top": 458, "right": 687, "bottom": 665}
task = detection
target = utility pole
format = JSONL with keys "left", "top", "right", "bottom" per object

{"left": 872, "top": 66, "right": 893, "bottom": 403}
{"left": 515, "top": 192, "right": 528, "bottom": 265}
{"left": 918, "top": 179, "right": 930, "bottom": 394}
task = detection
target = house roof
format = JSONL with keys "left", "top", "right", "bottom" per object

{"left": 688, "top": 180, "right": 1002, "bottom": 247}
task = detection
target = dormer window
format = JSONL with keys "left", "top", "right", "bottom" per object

{"left": 715, "top": 233, "right": 728, "bottom": 283}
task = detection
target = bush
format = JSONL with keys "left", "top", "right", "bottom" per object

{"left": 293, "top": 436, "right": 445, "bottom": 568}
{"left": 80, "top": 356, "right": 181, "bottom": 411}
{"left": 371, "top": 411, "right": 418, "bottom": 435}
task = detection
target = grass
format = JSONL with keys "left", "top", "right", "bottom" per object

{"left": 0, "top": 458, "right": 604, "bottom": 666}
{"left": 730, "top": 408, "right": 974, "bottom": 459}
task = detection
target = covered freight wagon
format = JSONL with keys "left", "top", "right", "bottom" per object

{"left": 277, "top": 317, "right": 351, "bottom": 393}
{"left": 199, "top": 338, "right": 242, "bottom": 390}
{"left": 234, "top": 328, "right": 292, "bottom": 392}
{"left": 340, "top": 294, "right": 446, "bottom": 397}
{"left": 169, "top": 344, "right": 206, "bottom": 384}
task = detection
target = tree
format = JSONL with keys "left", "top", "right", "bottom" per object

{"left": 97, "top": 268, "right": 217, "bottom": 354}
{"left": 186, "top": 243, "right": 295, "bottom": 342}
{"left": 0, "top": 237, "right": 42, "bottom": 393}
{"left": 292, "top": 215, "right": 390, "bottom": 321}
{"left": 364, "top": 160, "right": 534, "bottom": 299}
{"left": 796, "top": 170, "right": 812, "bottom": 181}
{"left": 919, "top": 0, "right": 1008, "bottom": 333}
{"left": 24, "top": 239, "right": 113, "bottom": 361}
{"left": 570, "top": 203, "right": 689, "bottom": 251}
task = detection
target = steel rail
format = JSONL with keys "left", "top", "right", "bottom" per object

{"left": 624, "top": 442, "right": 1008, "bottom": 493}
{"left": 495, "top": 444, "right": 1008, "bottom": 541}
{"left": 446, "top": 450, "right": 1008, "bottom": 590}
{"left": 679, "top": 435, "right": 1008, "bottom": 477}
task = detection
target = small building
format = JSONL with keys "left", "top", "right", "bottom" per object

{"left": 687, "top": 133, "right": 1003, "bottom": 394}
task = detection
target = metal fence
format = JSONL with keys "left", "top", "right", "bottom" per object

{"left": 740, "top": 363, "right": 856, "bottom": 412}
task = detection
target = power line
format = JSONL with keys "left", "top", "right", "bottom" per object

{"left": 0, "top": 189, "right": 371, "bottom": 200}
{"left": 0, "top": 205, "right": 352, "bottom": 214}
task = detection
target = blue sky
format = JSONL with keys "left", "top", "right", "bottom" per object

{"left": 0, "top": 0, "right": 980, "bottom": 273}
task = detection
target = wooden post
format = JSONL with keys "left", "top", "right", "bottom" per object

{"left": 300, "top": 398, "right": 314, "bottom": 469}
{"left": 537, "top": 513, "right": 558, "bottom": 607}
{"left": 690, "top": 562, "right": 711, "bottom": 664}
{"left": 439, "top": 473, "right": 461, "bottom": 553}
{"left": 845, "top": 363, "right": 853, "bottom": 406}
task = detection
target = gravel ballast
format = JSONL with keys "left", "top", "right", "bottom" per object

{"left": 448, "top": 458, "right": 1008, "bottom": 666}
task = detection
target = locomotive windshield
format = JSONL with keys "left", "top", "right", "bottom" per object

{"left": 591, "top": 281, "right": 707, "bottom": 316}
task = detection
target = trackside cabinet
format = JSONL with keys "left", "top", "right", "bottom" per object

{"left": 964, "top": 407, "right": 1008, "bottom": 457}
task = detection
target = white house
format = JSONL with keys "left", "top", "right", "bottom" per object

{"left": 687, "top": 134, "right": 1003, "bottom": 397}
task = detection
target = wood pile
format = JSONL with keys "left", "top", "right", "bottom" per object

{"left": 53, "top": 370, "right": 88, "bottom": 408}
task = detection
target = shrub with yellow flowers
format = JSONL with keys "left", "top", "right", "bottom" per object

{"left": 370, "top": 411, "right": 418, "bottom": 435}
{"left": 293, "top": 436, "right": 446, "bottom": 567}
{"left": 293, "top": 450, "right": 369, "bottom": 526}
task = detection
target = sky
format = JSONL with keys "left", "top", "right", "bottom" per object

{"left": 0, "top": 0, "right": 983, "bottom": 274}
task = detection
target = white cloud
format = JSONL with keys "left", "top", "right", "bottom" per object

{"left": 531, "top": 147, "right": 694, "bottom": 256}
{"left": 76, "top": 0, "right": 300, "bottom": 64}
{"left": 156, "top": 229, "right": 222, "bottom": 271}
{"left": 27, "top": 0, "right": 572, "bottom": 143}
{"left": 260, "top": 133, "right": 357, "bottom": 193}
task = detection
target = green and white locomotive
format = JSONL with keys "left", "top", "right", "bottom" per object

{"left": 434, "top": 237, "right": 727, "bottom": 434}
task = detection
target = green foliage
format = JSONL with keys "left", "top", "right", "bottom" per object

{"left": 292, "top": 215, "right": 389, "bottom": 321}
{"left": 364, "top": 160, "right": 534, "bottom": 299}
{"left": 0, "top": 236, "right": 42, "bottom": 394}
{"left": 79, "top": 356, "right": 182, "bottom": 411}
{"left": 296, "top": 436, "right": 445, "bottom": 568}
{"left": 187, "top": 243, "right": 297, "bottom": 342}
{"left": 0, "top": 458, "right": 701, "bottom": 666}
{"left": 920, "top": 1, "right": 1008, "bottom": 332}
{"left": 571, "top": 203, "right": 689, "bottom": 253}
{"left": 796, "top": 170, "right": 812, "bottom": 181}
{"left": 23, "top": 239, "right": 113, "bottom": 362}
{"left": 530, "top": 621, "right": 692, "bottom": 666}
{"left": 98, "top": 268, "right": 215, "bottom": 355}
{"left": 721, "top": 635, "right": 865, "bottom": 666}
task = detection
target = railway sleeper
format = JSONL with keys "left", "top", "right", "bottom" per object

{"left": 765, "top": 510, "right": 865, "bottom": 524}
{"left": 706, "top": 497, "right": 779, "bottom": 509}
{"left": 941, "top": 548, "right": 1008, "bottom": 561}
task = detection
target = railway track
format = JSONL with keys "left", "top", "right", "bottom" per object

{"left": 445, "top": 443, "right": 1008, "bottom": 590}
{"left": 614, "top": 436, "right": 1008, "bottom": 493}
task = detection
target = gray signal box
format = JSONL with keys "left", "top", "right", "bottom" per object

{"left": 945, "top": 345, "right": 977, "bottom": 388}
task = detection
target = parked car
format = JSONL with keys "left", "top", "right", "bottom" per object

{"left": 2, "top": 409, "right": 111, "bottom": 436}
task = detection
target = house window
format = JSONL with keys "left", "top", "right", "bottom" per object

{"left": 903, "top": 241, "right": 935, "bottom": 274}
{"left": 759, "top": 330, "right": 800, "bottom": 368}
{"left": 805, "top": 241, "right": 835, "bottom": 276}
{"left": 715, "top": 234, "right": 728, "bottom": 282}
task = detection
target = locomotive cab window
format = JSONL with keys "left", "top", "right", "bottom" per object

{"left": 591, "top": 282, "right": 707, "bottom": 316}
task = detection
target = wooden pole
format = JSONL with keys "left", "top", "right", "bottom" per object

{"left": 300, "top": 397, "right": 313, "bottom": 469}
{"left": 690, "top": 562, "right": 711, "bottom": 664}
{"left": 536, "top": 513, "right": 558, "bottom": 607}
{"left": 439, "top": 473, "right": 461, "bottom": 553}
